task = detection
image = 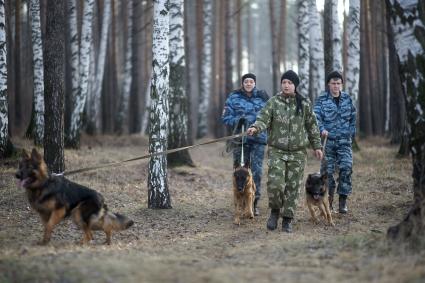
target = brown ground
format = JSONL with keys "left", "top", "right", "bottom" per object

{"left": 0, "top": 136, "right": 424, "bottom": 283}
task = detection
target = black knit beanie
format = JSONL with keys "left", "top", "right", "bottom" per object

{"left": 241, "top": 73, "right": 256, "bottom": 83}
{"left": 326, "top": 71, "right": 343, "bottom": 84}
{"left": 281, "top": 70, "right": 300, "bottom": 88}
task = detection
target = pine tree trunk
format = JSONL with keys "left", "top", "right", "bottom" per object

{"left": 148, "top": 0, "right": 171, "bottom": 209}
{"left": 197, "top": 0, "right": 212, "bottom": 138}
{"left": 269, "top": 0, "right": 279, "bottom": 95}
{"left": 308, "top": 0, "right": 324, "bottom": 101}
{"left": 324, "top": 0, "right": 342, "bottom": 74}
{"left": 387, "top": 0, "right": 425, "bottom": 243}
{"left": 168, "top": 0, "right": 194, "bottom": 167}
{"left": 297, "top": 0, "right": 309, "bottom": 98}
{"left": 0, "top": 0, "right": 13, "bottom": 158}
{"left": 43, "top": 0, "right": 65, "bottom": 173}
{"left": 67, "top": 0, "right": 94, "bottom": 148}
{"left": 26, "top": 0, "right": 45, "bottom": 146}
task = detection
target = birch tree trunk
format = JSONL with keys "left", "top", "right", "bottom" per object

{"left": 148, "top": 0, "right": 171, "bottom": 209}
{"left": 387, "top": 0, "right": 425, "bottom": 243}
{"left": 197, "top": 0, "right": 212, "bottom": 138}
{"left": 0, "top": 0, "right": 13, "bottom": 158}
{"left": 324, "top": 0, "right": 342, "bottom": 74}
{"left": 345, "top": 0, "right": 360, "bottom": 107}
{"left": 87, "top": 0, "right": 111, "bottom": 135}
{"left": 26, "top": 0, "right": 44, "bottom": 146}
{"left": 67, "top": 0, "right": 94, "bottom": 148}
{"left": 297, "top": 0, "right": 309, "bottom": 98}
{"left": 168, "top": 0, "right": 194, "bottom": 167}
{"left": 115, "top": 0, "right": 133, "bottom": 134}
{"left": 141, "top": 71, "right": 152, "bottom": 135}
{"left": 44, "top": 0, "right": 65, "bottom": 173}
{"left": 308, "top": 0, "right": 325, "bottom": 101}
{"left": 269, "top": 0, "right": 279, "bottom": 95}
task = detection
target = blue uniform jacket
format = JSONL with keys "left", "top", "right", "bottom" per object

{"left": 313, "top": 91, "right": 356, "bottom": 140}
{"left": 222, "top": 87, "right": 268, "bottom": 144}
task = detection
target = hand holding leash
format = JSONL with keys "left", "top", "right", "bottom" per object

{"left": 247, "top": 127, "right": 257, "bottom": 136}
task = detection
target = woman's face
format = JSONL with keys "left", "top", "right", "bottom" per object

{"left": 281, "top": 79, "right": 295, "bottom": 95}
{"left": 242, "top": 78, "right": 256, "bottom": 93}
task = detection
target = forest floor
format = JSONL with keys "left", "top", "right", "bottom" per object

{"left": 0, "top": 135, "right": 424, "bottom": 283}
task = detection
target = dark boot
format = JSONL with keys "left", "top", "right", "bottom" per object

{"left": 254, "top": 199, "right": 260, "bottom": 216}
{"left": 339, "top": 195, "right": 348, "bottom": 214}
{"left": 282, "top": 217, "right": 293, "bottom": 233}
{"left": 267, "top": 209, "right": 280, "bottom": 230}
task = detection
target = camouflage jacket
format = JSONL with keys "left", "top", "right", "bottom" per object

{"left": 252, "top": 93, "right": 322, "bottom": 152}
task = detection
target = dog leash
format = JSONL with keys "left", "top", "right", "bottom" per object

{"left": 240, "top": 124, "right": 245, "bottom": 167}
{"left": 63, "top": 133, "right": 247, "bottom": 176}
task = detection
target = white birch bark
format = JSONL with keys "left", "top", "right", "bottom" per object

{"left": 116, "top": 0, "right": 133, "bottom": 133}
{"left": 387, "top": 0, "right": 425, "bottom": 241}
{"left": 197, "top": 0, "right": 212, "bottom": 138}
{"left": 297, "top": 0, "right": 309, "bottom": 97}
{"left": 88, "top": 0, "right": 111, "bottom": 134}
{"left": 330, "top": 0, "right": 342, "bottom": 71}
{"left": 0, "top": 0, "right": 8, "bottom": 155}
{"left": 29, "top": 0, "right": 44, "bottom": 145}
{"left": 67, "top": 0, "right": 79, "bottom": 122}
{"left": 148, "top": 0, "right": 171, "bottom": 208}
{"left": 68, "top": 0, "right": 94, "bottom": 147}
{"left": 308, "top": 0, "right": 325, "bottom": 100}
{"left": 345, "top": 0, "right": 360, "bottom": 103}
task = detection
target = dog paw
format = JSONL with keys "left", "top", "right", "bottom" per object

{"left": 233, "top": 219, "right": 241, "bottom": 225}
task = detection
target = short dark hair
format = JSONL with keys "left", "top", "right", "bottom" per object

{"left": 326, "top": 71, "right": 343, "bottom": 84}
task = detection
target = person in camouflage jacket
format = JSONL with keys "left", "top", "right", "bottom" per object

{"left": 247, "top": 70, "right": 323, "bottom": 233}
{"left": 313, "top": 71, "right": 356, "bottom": 214}
{"left": 222, "top": 73, "right": 269, "bottom": 216}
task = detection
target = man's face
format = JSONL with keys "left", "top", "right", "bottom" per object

{"left": 281, "top": 79, "right": 295, "bottom": 95}
{"left": 328, "top": 78, "right": 342, "bottom": 96}
{"left": 242, "top": 78, "right": 256, "bottom": 93}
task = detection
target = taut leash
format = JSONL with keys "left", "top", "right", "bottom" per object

{"left": 240, "top": 124, "right": 245, "bottom": 167}
{"left": 64, "top": 133, "right": 246, "bottom": 176}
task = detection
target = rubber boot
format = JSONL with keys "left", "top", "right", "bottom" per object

{"left": 254, "top": 199, "right": 260, "bottom": 216}
{"left": 339, "top": 194, "right": 348, "bottom": 214}
{"left": 266, "top": 209, "right": 280, "bottom": 230}
{"left": 282, "top": 217, "right": 293, "bottom": 233}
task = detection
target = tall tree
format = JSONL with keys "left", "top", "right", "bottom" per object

{"left": 87, "top": 0, "right": 112, "bottom": 135}
{"left": 387, "top": 0, "right": 425, "bottom": 243}
{"left": 0, "top": 0, "right": 13, "bottom": 158}
{"left": 297, "top": 0, "right": 309, "bottom": 98}
{"left": 26, "top": 0, "right": 45, "bottom": 146}
{"left": 148, "top": 0, "right": 171, "bottom": 208}
{"left": 324, "top": 0, "right": 342, "bottom": 74}
{"left": 308, "top": 0, "right": 324, "bottom": 101}
{"left": 197, "top": 0, "right": 213, "bottom": 138}
{"left": 115, "top": 0, "right": 133, "bottom": 134}
{"left": 168, "top": 0, "right": 194, "bottom": 167}
{"left": 269, "top": 0, "right": 279, "bottom": 95}
{"left": 345, "top": 0, "right": 360, "bottom": 105}
{"left": 67, "top": 0, "right": 94, "bottom": 148}
{"left": 44, "top": 0, "right": 65, "bottom": 173}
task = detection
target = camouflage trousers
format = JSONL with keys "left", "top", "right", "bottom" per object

{"left": 266, "top": 147, "right": 306, "bottom": 218}
{"left": 233, "top": 142, "right": 266, "bottom": 201}
{"left": 321, "top": 138, "right": 353, "bottom": 197}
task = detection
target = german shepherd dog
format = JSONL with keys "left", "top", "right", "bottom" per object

{"left": 15, "top": 148, "right": 134, "bottom": 245}
{"left": 305, "top": 172, "right": 335, "bottom": 226}
{"left": 233, "top": 164, "right": 256, "bottom": 225}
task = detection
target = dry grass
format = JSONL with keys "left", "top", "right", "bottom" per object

{"left": 0, "top": 135, "right": 423, "bottom": 283}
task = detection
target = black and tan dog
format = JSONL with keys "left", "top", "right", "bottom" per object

{"left": 233, "top": 164, "right": 256, "bottom": 225}
{"left": 15, "top": 148, "right": 134, "bottom": 245}
{"left": 305, "top": 172, "right": 335, "bottom": 226}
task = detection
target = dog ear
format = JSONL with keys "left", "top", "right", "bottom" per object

{"left": 306, "top": 174, "right": 312, "bottom": 186}
{"left": 321, "top": 172, "right": 328, "bottom": 182}
{"left": 31, "top": 148, "right": 43, "bottom": 162}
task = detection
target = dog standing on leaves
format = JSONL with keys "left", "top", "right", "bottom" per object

{"left": 15, "top": 148, "right": 134, "bottom": 245}
{"left": 305, "top": 172, "right": 335, "bottom": 226}
{"left": 233, "top": 164, "right": 256, "bottom": 225}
